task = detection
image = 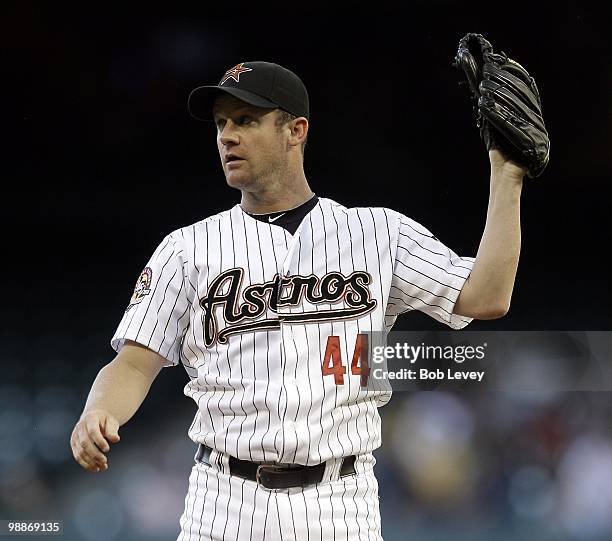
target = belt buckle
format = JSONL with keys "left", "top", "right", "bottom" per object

{"left": 256, "top": 464, "right": 290, "bottom": 489}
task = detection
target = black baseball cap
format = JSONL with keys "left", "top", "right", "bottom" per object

{"left": 187, "top": 61, "right": 309, "bottom": 122}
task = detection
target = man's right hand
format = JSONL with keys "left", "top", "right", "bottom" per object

{"left": 70, "top": 409, "right": 121, "bottom": 472}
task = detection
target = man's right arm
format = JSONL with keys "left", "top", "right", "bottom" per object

{"left": 70, "top": 340, "right": 167, "bottom": 473}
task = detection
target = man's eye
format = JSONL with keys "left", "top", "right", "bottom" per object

{"left": 215, "top": 116, "right": 252, "bottom": 129}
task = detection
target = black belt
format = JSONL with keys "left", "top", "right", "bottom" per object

{"left": 195, "top": 444, "right": 357, "bottom": 489}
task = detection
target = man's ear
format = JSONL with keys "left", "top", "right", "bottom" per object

{"left": 289, "top": 117, "right": 308, "bottom": 148}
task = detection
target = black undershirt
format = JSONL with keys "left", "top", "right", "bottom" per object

{"left": 244, "top": 195, "right": 319, "bottom": 235}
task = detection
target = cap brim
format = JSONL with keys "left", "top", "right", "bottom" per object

{"left": 187, "top": 85, "right": 279, "bottom": 121}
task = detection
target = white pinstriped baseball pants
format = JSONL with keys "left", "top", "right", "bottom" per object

{"left": 177, "top": 449, "right": 383, "bottom": 541}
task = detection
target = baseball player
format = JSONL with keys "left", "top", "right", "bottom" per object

{"left": 70, "top": 42, "right": 548, "bottom": 540}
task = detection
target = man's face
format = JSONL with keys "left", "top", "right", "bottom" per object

{"left": 212, "top": 94, "right": 287, "bottom": 189}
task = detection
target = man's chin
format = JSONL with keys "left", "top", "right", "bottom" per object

{"left": 225, "top": 173, "right": 255, "bottom": 190}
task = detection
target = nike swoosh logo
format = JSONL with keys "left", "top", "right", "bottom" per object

{"left": 268, "top": 213, "right": 285, "bottom": 223}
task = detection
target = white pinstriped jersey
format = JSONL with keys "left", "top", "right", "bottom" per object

{"left": 110, "top": 197, "right": 475, "bottom": 465}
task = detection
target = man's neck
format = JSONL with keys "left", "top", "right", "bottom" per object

{"left": 240, "top": 172, "right": 314, "bottom": 214}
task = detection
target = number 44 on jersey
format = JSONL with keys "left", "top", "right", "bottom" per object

{"left": 322, "top": 334, "right": 370, "bottom": 387}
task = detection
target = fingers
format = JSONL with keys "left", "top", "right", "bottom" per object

{"left": 86, "top": 415, "right": 111, "bottom": 453}
{"left": 70, "top": 432, "right": 105, "bottom": 471}
{"left": 83, "top": 436, "right": 108, "bottom": 465}
{"left": 102, "top": 415, "right": 121, "bottom": 443}
{"left": 73, "top": 450, "right": 107, "bottom": 473}
{"left": 70, "top": 411, "right": 120, "bottom": 472}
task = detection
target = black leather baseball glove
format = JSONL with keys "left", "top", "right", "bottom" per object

{"left": 453, "top": 33, "right": 550, "bottom": 178}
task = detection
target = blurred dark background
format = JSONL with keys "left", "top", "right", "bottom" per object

{"left": 2, "top": 2, "right": 612, "bottom": 540}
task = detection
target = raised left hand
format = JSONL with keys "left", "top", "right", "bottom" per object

{"left": 455, "top": 33, "right": 550, "bottom": 179}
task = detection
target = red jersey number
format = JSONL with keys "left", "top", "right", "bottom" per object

{"left": 321, "top": 334, "right": 369, "bottom": 387}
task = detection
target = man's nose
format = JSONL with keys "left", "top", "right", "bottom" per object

{"left": 219, "top": 121, "right": 239, "bottom": 144}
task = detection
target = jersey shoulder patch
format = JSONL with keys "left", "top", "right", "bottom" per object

{"left": 125, "top": 266, "right": 153, "bottom": 313}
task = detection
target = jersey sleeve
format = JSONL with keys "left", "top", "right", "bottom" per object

{"left": 388, "top": 214, "right": 476, "bottom": 330}
{"left": 110, "top": 233, "right": 190, "bottom": 367}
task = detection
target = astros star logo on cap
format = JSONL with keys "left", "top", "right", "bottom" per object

{"left": 220, "top": 63, "right": 253, "bottom": 85}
